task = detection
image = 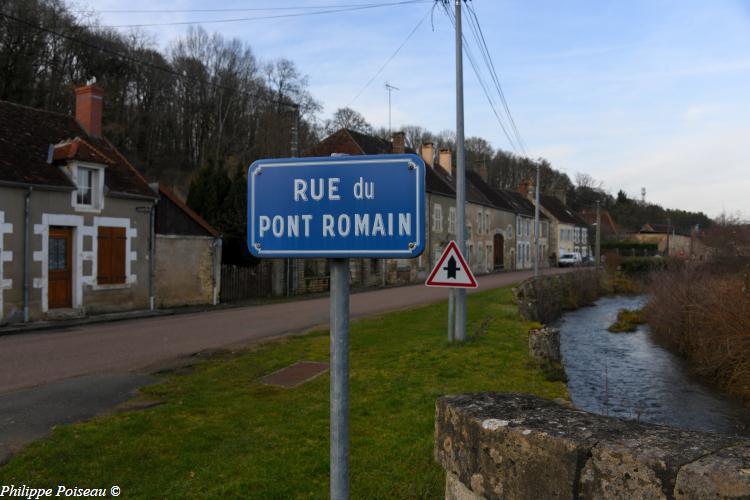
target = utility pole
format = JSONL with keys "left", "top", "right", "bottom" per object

{"left": 385, "top": 82, "right": 399, "bottom": 137}
{"left": 595, "top": 201, "right": 601, "bottom": 270}
{"left": 454, "top": 0, "right": 467, "bottom": 342}
{"left": 533, "top": 165, "right": 541, "bottom": 278}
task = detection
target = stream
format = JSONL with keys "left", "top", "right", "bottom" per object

{"left": 558, "top": 295, "right": 750, "bottom": 436}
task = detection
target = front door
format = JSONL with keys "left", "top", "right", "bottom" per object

{"left": 493, "top": 234, "right": 504, "bottom": 269}
{"left": 48, "top": 227, "right": 73, "bottom": 309}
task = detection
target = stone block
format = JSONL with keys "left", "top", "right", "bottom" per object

{"left": 435, "top": 393, "right": 748, "bottom": 500}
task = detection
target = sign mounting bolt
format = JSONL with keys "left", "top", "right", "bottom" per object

{"left": 255, "top": 167, "right": 262, "bottom": 176}
{"left": 254, "top": 243, "right": 262, "bottom": 250}
{"left": 408, "top": 242, "right": 416, "bottom": 250}
{"left": 408, "top": 161, "right": 416, "bottom": 170}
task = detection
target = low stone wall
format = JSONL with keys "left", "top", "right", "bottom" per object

{"left": 435, "top": 393, "right": 750, "bottom": 500}
{"left": 512, "top": 270, "right": 600, "bottom": 324}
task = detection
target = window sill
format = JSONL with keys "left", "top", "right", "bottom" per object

{"left": 92, "top": 283, "right": 131, "bottom": 291}
{"left": 73, "top": 205, "right": 103, "bottom": 214}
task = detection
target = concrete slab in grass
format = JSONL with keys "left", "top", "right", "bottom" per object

{"left": 261, "top": 361, "right": 329, "bottom": 388}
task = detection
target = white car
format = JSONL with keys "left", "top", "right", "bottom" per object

{"left": 558, "top": 252, "right": 582, "bottom": 267}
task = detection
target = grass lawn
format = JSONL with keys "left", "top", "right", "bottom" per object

{"left": 0, "top": 286, "right": 567, "bottom": 499}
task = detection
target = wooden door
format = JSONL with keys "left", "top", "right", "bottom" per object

{"left": 493, "top": 234, "right": 504, "bottom": 269}
{"left": 48, "top": 227, "right": 73, "bottom": 309}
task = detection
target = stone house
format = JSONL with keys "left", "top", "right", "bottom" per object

{"left": 526, "top": 186, "right": 590, "bottom": 264}
{"left": 153, "top": 184, "right": 222, "bottom": 308}
{"left": 0, "top": 84, "right": 157, "bottom": 323}
{"left": 630, "top": 223, "right": 700, "bottom": 258}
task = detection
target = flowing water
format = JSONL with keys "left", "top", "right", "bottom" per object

{"left": 559, "top": 295, "right": 750, "bottom": 436}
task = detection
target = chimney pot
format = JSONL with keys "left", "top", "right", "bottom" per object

{"left": 75, "top": 83, "right": 104, "bottom": 138}
{"left": 518, "top": 181, "right": 529, "bottom": 197}
{"left": 391, "top": 131, "right": 405, "bottom": 154}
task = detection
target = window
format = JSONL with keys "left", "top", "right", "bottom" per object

{"left": 77, "top": 167, "right": 94, "bottom": 205}
{"left": 485, "top": 213, "right": 490, "bottom": 234}
{"left": 433, "top": 204, "right": 443, "bottom": 231}
{"left": 448, "top": 207, "right": 456, "bottom": 234}
{"left": 526, "top": 220, "right": 531, "bottom": 237}
{"left": 477, "top": 212, "right": 482, "bottom": 234}
{"left": 97, "top": 226, "right": 126, "bottom": 285}
{"left": 582, "top": 229, "right": 588, "bottom": 244}
{"left": 542, "top": 221, "right": 548, "bottom": 238}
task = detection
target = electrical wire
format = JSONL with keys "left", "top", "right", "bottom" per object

{"left": 101, "top": 1, "right": 428, "bottom": 28}
{"left": 0, "top": 11, "right": 294, "bottom": 108}
{"left": 441, "top": 3, "right": 521, "bottom": 154}
{"left": 346, "top": 6, "right": 432, "bottom": 107}
{"left": 465, "top": 2, "right": 527, "bottom": 154}
{"left": 74, "top": 2, "right": 423, "bottom": 14}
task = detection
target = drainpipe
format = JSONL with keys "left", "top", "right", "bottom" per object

{"left": 23, "top": 187, "right": 32, "bottom": 323}
{"left": 212, "top": 237, "right": 222, "bottom": 305}
{"left": 149, "top": 198, "right": 157, "bottom": 311}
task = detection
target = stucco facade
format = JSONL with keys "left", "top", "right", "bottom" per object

{"left": 0, "top": 187, "right": 152, "bottom": 323}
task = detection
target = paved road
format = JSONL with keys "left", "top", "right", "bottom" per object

{"left": 0, "top": 268, "right": 567, "bottom": 395}
{"left": 0, "top": 268, "right": 572, "bottom": 463}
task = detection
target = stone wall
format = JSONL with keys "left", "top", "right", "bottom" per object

{"left": 155, "top": 235, "right": 218, "bottom": 307}
{"left": 512, "top": 270, "right": 600, "bottom": 324}
{"left": 435, "top": 393, "right": 750, "bottom": 500}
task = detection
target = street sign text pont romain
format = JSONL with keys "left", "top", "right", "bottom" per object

{"left": 247, "top": 154, "right": 426, "bottom": 258}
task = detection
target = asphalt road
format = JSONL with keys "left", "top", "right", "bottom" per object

{"left": 0, "top": 268, "right": 568, "bottom": 395}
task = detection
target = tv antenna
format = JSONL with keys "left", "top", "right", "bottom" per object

{"left": 385, "top": 82, "right": 399, "bottom": 136}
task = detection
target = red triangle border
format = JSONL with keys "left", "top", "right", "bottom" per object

{"left": 425, "top": 240, "right": 478, "bottom": 288}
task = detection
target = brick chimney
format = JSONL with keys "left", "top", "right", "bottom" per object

{"left": 420, "top": 142, "right": 435, "bottom": 167}
{"left": 474, "top": 161, "right": 488, "bottom": 183}
{"left": 75, "top": 81, "right": 104, "bottom": 138}
{"left": 518, "top": 180, "right": 529, "bottom": 197}
{"left": 391, "top": 131, "right": 405, "bottom": 154}
{"left": 438, "top": 148, "right": 453, "bottom": 177}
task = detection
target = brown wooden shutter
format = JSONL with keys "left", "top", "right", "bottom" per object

{"left": 97, "top": 226, "right": 127, "bottom": 285}
{"left": 97, "top": 227, "right": 112, "bottom": 284}
{"left": 112, "top": 227, "right": 126, "bottom": 284}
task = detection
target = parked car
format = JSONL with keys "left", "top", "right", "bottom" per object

{"left": 558, "top": 252, "right": 582, "bottom": 267}
{"left": 582, "top": 255, "right": 595, "bottom": 266}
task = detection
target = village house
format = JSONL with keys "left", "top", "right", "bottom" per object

{"left": 525, "top": 184, "right": 590, "bottom": 264}
{"left": 0, "top": 85, "right": 225, "bottom": 325}
{"left": 629, "top": 222, "right": 707, "bottom": 259}
{"left": 0, "top": 84, "right": 157, "bottom": 323}
{"left": 295, "top": 128, "right": 531, "bottom": 291}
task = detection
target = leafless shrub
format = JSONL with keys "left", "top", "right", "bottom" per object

{"left": 645, "top": 260, "right": 750, "bottom": 403}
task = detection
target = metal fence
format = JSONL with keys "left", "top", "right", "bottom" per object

{"left": 220, "top": 263, "right": 273, "bottom": 302}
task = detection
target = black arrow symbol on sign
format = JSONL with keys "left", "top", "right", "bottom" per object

{"left": 443, "top": 256, "right": 460, "bottom": 279}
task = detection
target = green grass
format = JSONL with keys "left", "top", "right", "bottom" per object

{"left": 0, "top": 286, "right": 566, "bottom": 499}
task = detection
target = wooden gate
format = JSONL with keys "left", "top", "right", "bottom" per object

{"left": 493, "top": 233, "right": 504, "bottom": 269}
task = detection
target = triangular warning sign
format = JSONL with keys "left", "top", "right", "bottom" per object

{"left": 425, "top": 240, "right": 478, "bottom": 288}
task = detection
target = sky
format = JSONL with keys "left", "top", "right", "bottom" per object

{"left": 75, "top": 0, "right": 750, "bottom": 218}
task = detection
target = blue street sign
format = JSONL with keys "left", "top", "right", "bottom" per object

{"left": 247, "top": 154, "right": 426, "bottom": 258}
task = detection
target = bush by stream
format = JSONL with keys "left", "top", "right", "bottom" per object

{"left": 645, "top": 261, "right": 750, "bottom": 404}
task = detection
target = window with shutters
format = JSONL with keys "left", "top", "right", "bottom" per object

{"left": 97, "top": 226, "right": 127, "bottom": 285}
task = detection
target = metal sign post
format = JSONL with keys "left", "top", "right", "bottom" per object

{"left": 329, "top": 258, "right": 349, "bottom": 499}
{"left": 247, "top": 154, "right": 425, "bottom": 499}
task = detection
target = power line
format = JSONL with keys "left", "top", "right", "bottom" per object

{"left": 73, "top": 2, "right": 419, "bottom": 14}
{"left": 102, "top": 1, "right": 428, "bottom": 28}
{"left": 465, "top": 2, "right": 527, "bottom": 154}
{"left": 0, "top": 11, "right": 295, "bottom": 109}
{"left": 347, "top": 7, "right": 431, "bottom": 107}
{"left": 441, "top": 3, "right": 521, "bottom": 155}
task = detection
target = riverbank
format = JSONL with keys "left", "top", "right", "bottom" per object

{"left": 0, "top": 286, "right": 565, "bottom": 497}
{"left": 644, "top": 262, "right": 750, "bottom": 405}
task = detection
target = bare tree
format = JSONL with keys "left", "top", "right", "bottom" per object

{"left": 324, "top": 107, "right": 372, "bottom": 135}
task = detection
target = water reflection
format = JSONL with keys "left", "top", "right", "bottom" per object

{"left": 559, "top": 295, "right": 749, "bottom": 436}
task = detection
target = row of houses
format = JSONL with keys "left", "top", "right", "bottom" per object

{"left": 0, "top": 85, "right": 593, "bottom": 324}
{"left": 272, "top": 128, "right": 592, "bottom": 295}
